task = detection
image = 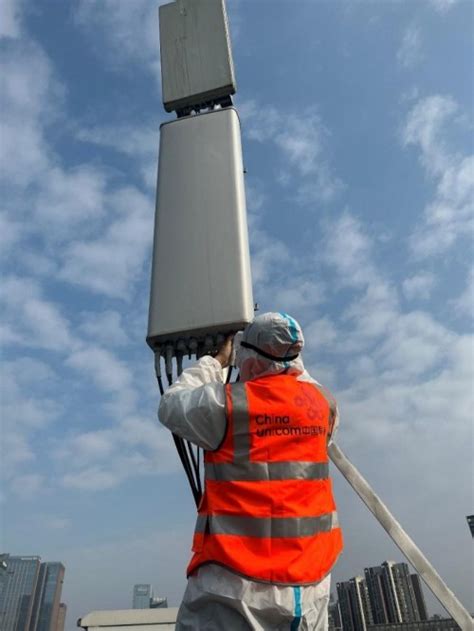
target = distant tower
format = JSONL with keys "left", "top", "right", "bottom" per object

{"left": 364, "top": 563, "right": 400, "bottom": 623}
{"left": 0, "top": 556, "right": 65, "bottom": 631}
{"left": 387, "top": 561, "right": 420, "bottom": 622}
{"left": 364, "top": 561, "right": 424, "bottom": 624}
{"left": 33, "top": 562, "right": 66, "bottom": 631}
{"left": 56, "top": 604, "right": 67, "bottom": 631}
{"left": 410, "top": 573, "right": 428, "bottom": 620}
{"left": 0, "top": 555, "right": 41, "bottom": 631}
{"left": 337, "top": 576, "right": 373, "bottom": 631}
{"left": 132, "top": 585, "right": 153, "bottom": 609}
{"left": 328, "top": 594, "right": 342, "bottom": 630}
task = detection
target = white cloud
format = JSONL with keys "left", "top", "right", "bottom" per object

{"left": 65, "top": 344, "right": 139, "bottom": 419}
{"left": 403, "top": 95, "right": 474, "bottom": 258}
{"left": 245, "top": 180, "right": 266, "bottom": 214}
{"left": 374, "top": 310, "right": 454, "bottom": 377}
{"left": 318, "top": 210, "right": 472, "bottom": 436}
{"left": 66, "top": 346, "right": 133, "bottom": 395}
{"left": 76, "top": 124, "right": 159, "bottom": 189}
{"left": 344, "top": 279, "right": 399, "bottom": 342}
{"left": 40, "top": 516, "right": 71, "bottom": 530}
{"left": 402, "top": 272, "right": 436, "bottom": 300}
{"left": 79, "top": 310, "right": 130, "bottom": 347}
{"left": 62, "top": 466, "right": 122, "bottom": 491}
{"left": 403, "top": 95, "right": 458, "bottom": 176}
{"left": 0, "top": 276, "right": 75, "bottom": 352}
{"left": 318, "top": 213, "right": 399, "bottom": 349}
{"left": 74, "top": 0, "right": 163, "bottom": 79}
{"left": 0, "top": 212, "right": 23, "bottom": 254}
{"left": 1, "top": 357, "right": 62, "bottom": 483}
{"left": 239, "top": 100, "right": 342, "bottom": 204}
{"left": 451, "top": 268, "right": 474, "bottom": 318}
{"left": 0, "top": 0, "right": 23, "bottom": 39}
{"left": 248, "top": 214, "right": 291, "bottom": 287}
{"left": 2, "top": 432, "right": 35, "bottom": 473}
{"left": 69, "top": 431, "right": 116, "bottom": 462}
{"left": 0, "top": 40, "right": 57, "bottom": 189}
{"left": 59, "top": 416, "right": 175, "bottom": 491}
{"left": 322, "top": 211, "right": 378, "bottom": 289}
{"left": 21, "top": 252, "right": 59, "bottom": 278}
{"left": 397, "top": 24, "right": 423, "bottom": 69}
{"left": 10, "top": 473, "right": 44, "bottom": 499}
{"left": 273, "top": 280, "right": 326, "bottom": 313}
{"left": 34, "top": 166, "right": 107, "bottom": 237}
{"left": 59, "top": 187, "right": 153, "bottom": 298}
{"left": 428, "top": 0, "right": 459, "bottom": 13}
{"left": 304, "top": 317, "right": 338, "bottom": 352}
{"left": 0, "top": 36, "right": 109, "bottom": 261}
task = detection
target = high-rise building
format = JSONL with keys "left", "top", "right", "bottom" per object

{"left": 364, "top": 561, "right": 425, "bottom": 625}
{"left": 410, "top": 573, "right": 428, "bottom": 621}
{"left": 133, "top": 584, "right": 153, "bottom": 609}
{"left": 388, "top": 562, "right": 420, "bottom": 622}
{"left": 364, "top": 564, "right": 398, "bottom": 624}
{"left": 0, "top": 556, "right": 66, "bottom": 631}
{"left": 337, "top": 576, "right": 373, "bottom": 631}
{"left": 150, "top": 597, "right": 168, "bottom": 609}
{"left": 33, "top": 563, "right": 65, "bottom": 631}
{"left": 337, "top": 580, "right": 355, "bottom": 630}
{"left": 56, "top": 604, "right": 67, "bottom": 631}
{"left": 0, "top": 555, "right": 41, "bottom": 631}
{"left": 328, "top": 594, "right": 342, "bottom": 630}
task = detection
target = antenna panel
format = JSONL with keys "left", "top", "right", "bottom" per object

{"left": 147, "top": 107, "right": 253, "bottom": 353}
{"left": 159, "top": 0, "right": 236, "bottom": 113}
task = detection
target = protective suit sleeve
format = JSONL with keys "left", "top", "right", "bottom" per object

{"left": 158, "top": 356, "right": 227, "bottom": 451}
{"left": 298, "top": 369, "right": 339, "bottom": 444}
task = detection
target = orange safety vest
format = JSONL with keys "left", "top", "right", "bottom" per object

{"left": 187, "top": 373, "right": 343, "bottom": 584}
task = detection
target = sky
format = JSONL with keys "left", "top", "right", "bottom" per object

{"left": 1, "top": 0, "right": 473, "bottom": 628}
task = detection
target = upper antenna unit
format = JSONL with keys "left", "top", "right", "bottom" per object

{"left": 159, "top": 0, "right": 236, "bottom": 116}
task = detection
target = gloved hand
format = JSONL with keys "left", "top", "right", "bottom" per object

{"left": 215, "top": 335, "right": 234, "bottom": 368}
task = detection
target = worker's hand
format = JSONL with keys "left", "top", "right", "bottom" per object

{"left": 215, "top": 335, "right": 234, "bottom": 368}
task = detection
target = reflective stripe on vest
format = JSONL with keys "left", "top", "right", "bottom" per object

{"left": 195, "top": 511, "right": 339, "bottom": 538}
{"left": 205, "top": 460, "right": 329, "bottom": 481}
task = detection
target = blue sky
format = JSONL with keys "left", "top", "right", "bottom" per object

{"left": 1, "top": 0, "right": 473, "bottom": 627}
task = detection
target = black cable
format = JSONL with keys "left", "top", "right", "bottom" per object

{"left": 175, "top": 357, "right": 202, "bottom": 499}
{"left": 196, "top": 446, "right": 202, "bottom": 496}
{"left": 175, "top": 357, "right": 203, "bottom": 499}
{"left": 186, "top": 439, "right": 199, "bottom": 480}
{"left": 157, "top": 375, "right": 164, "bottom": 396}
{"left": 167, "top": 364, "right": 202, "bottom": 507}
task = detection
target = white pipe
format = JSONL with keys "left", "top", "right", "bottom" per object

{"left": 329, "top": 442, "right": 473, "bottom": 630}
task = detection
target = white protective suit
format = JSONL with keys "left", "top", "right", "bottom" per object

{"left": 158, "top": 312, "right": 339, "bottom": 631}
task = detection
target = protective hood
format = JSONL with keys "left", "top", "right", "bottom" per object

{"left": 235, "top": 312, "right": 305, "bottom": 382}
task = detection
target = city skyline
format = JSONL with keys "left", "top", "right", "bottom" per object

{"left": 335, "top": 560, "right": 434, "bottom": 630}
{"left": 0, "top": 555, "right": 66, "bottom": 631}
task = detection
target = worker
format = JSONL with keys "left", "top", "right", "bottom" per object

{"left": 158, "top": 312, "right": 343, "bottom": 630}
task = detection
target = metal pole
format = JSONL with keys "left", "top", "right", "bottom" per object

{"left": 329, "top": 442, "right": 473, "bottom": 630}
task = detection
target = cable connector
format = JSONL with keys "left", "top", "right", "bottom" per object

{"left": 204, "top": 335, "right": 213, "bottom": 354}
{"left": 165, "top": 344, "right": 174, "bottom": 385}
{"left": 154, "top": 349, "right": 164, "bottom": 396}
{"left": 189, "top": 338, "right": 198, "bottom": 360}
